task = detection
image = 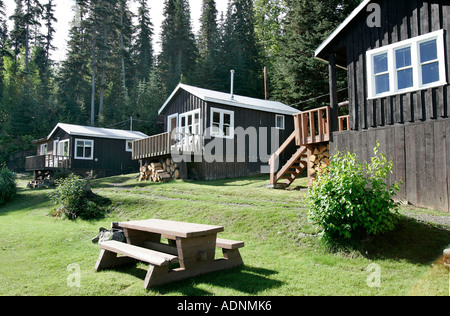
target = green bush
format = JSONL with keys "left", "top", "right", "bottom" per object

{"left": 0, "top": 165, "right": 17, "bottom": 204}
{"left": 48, "top": 174, "right": 104, "bottom": 220}
{"left": 307, "top": 142, "right": 401, "bottom": 244}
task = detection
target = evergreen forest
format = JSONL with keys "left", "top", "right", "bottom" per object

{"left": 0, "top": 0, "right": 361, "bottom": 166}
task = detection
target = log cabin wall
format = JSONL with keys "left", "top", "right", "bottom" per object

{"left": 340, "top": 0, "right": 450, "bottom": 130}
{"left": 326, "top": 0, "right": 450, "bottom": 212}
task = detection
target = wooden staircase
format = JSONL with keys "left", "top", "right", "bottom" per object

{"left": 270, "top": 106, "right": 339, "bottom": 188}
{"left": 272, "top": 146, "right": 308, "bottom": 187}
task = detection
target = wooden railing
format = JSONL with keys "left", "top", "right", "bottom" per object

{"left": 293, "top": 106, "right": 331, "bottom": 146}
{"left": 132, "top": 132, "right": 203, "bottom": 160}
{"left": 132, "top": 132, "right": 171, "bottom": 160}
{"left": 338, "top": 115, "right": 350, "bottom": 131}
{"left": 25, "top": 155, "right": 72, "bottom": 171}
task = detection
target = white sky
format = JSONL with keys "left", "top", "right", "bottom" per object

{"left": 4, "top": 0, "right": 229, "bottom": 62}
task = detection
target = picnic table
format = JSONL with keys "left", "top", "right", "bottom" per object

{"left": 95, "top": 219, "right": 244, "bottom": 289}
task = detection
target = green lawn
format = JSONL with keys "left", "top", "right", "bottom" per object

{"left": 1, "top": 173, "right": 449, "bottom": 296}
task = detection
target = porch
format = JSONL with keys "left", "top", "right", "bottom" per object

{"left": 25, "top": 155, "right": 72, "bottom": 171}
{"left": 132, "top": 131, "right": 203, "bottom": 161}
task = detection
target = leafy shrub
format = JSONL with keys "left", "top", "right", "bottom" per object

{"left": 307, "top": 143, "right": 401, "bottom": 244}
{"left": 0, "top": 165, "right": 17, "bottom": 204}
{"left": 48, "top": 174, "right": 104, "bottom": 220}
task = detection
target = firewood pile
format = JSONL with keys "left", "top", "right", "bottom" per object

{"left": 308, "top": 144, "right": 330, "bottom": 179}
{"left": 139, "top": 157, "right": 180, "bottom": 182}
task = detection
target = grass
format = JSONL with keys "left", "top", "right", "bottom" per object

{"left": 1, "top": 173, "right": 450, "bottom": 296}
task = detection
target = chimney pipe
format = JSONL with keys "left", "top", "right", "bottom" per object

{"left": 230, "top": 70, "right": 235, "bottom": 100}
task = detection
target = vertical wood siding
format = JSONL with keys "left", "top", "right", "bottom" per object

{"left": 342, "top": 0, "right": 449, "bottom": 130}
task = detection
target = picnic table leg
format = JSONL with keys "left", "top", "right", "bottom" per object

{"left": 95, "top": 249, "right": 136, "bottom": 271}
{"left": 222, "top": 248, "right": 244, "bottom": 267}
{"left": 123, "top": 228, "right": 161, "bottom": 247}
{"left": 143, "top": 265, "right": 170, "bottom": 289}
{"left": 176, "top": 234, "right": 216, "bottom": 269}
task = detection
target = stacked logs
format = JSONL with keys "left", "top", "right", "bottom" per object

{"left": 139, "top": 157, "right": 180, "bottom": 182}
{"left": 308, "top": 143, "right": 330, "bottom": 179}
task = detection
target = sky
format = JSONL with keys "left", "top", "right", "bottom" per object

{"left": 4, "top": 0, "right": 229, "bottom": 62}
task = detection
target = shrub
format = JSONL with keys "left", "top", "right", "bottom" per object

{"left": 48, "top": 174, "right": 104, "bottom": 220}
{"left": 307, "top": 142, "right": 401, "bottom": 245}
{"left": 0, "top": 165, "right": 17, "bottom": 204}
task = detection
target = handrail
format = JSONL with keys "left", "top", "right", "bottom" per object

{"left": 269, "top": 130, "right": 296, "bottom": 184}
{"left": 293, "top": 106, "right": 331, "bottom": 146}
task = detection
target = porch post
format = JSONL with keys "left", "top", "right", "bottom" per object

{"left": 328, "top": 53, "right": 339, "bottom": 140}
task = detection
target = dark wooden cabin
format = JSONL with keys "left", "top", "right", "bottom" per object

{"left": 26, "top": 123, "right": 148, "bottom": 179}
{"left": 311, "top": 0, "right": 449, "bottom": 212}
{"left": 133, "top": 83, "right": 300, "bottom": 180}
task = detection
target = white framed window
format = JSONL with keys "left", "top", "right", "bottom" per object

{"left": 179, "top": 109, "right": 201, "bottom": 136}
{"left": 167, "top": 113, "right": 179, "bottom": 133}
{"left": 40, "top": 143, "right": 48, "bottom": 155}
{"left": 75, "top": 139, "right": 94, "bottom": 160}
{"left": 125, "top": 140, "right": 133, "bottom": 152}
{"left": 210, "top": 107, "right": 234, "bottom": 139}
{"left": 58, "top": 140, "right": 70, "bottom": 157}
{"left": 366, "top": 29, "right": 447, "bottom": 99}
{"left": 275, "top": 115, "right": 285, "bottom": 130}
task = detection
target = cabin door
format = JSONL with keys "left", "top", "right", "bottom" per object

{"left": 179, "top": 109, "right": 201, "bottom": 152}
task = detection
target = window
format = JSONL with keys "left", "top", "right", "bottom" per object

{"left": 210, "top": 108, "right": 234, "bottom": 138}
{"left": 40, "top": 143, "right": 48, "bottom": 155}
{"left": 366, "top": 29, "right": 446, "bottom": 99}
{"left": 58, "top": 140, "right": 70, "bottom": 157}
{"left": 126, "top": 140, "right": 133, "bottom": 152}
{"left": 179, "top": 109, "right": 201, "bottom": 135}
{"left": 75, "top": 139, "right": 94, "bottom": 160}
{"left": 276, "top": 115, "right": 285, "bottom": 130}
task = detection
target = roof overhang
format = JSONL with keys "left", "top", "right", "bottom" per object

{"left": 314, "top": 0, "right": 372, "bottom": 68}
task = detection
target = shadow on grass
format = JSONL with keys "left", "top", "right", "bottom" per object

{"left": 118, "top": 264, "right": 283, "bottom": 295}
{"left": 330, "top": 216, "right": 450, "bottom": 265}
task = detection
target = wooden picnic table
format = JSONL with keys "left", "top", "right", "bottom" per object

{"left": 95, "top": 219, "right": 244, "bottom": 289}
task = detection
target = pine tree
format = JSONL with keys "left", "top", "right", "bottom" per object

{"left": 159, "top": 0, "right": 198, "bottom": 95}
{"left": 220, "top": 0, "right": 263, "bottom": 98}
{"left": 271, "top": 0, "right": 360, "bottom": 109}
{"left": 194, "top": 0, "right": 221, "bottom": 90}
{"left": 133, "top": 0, "right": 153, "bottom": 82}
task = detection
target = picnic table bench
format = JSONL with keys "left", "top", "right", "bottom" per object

{"left": 95, "top": 219, "right": 244, "bottom": 289}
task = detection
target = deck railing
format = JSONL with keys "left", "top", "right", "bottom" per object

{"left": 132, "top": 131, "right": 203, "bottom": 160}
{"left": 25, "top": 155, "right": 72, "bottom": 171}
{"left": 293, "top": 106, "right": 331, "bottom": 146}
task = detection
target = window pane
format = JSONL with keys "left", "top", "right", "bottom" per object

{"left": 213, "top": 112, "right": 220, "bottom": 124}
{"left": 223, "top": 125, "right": 230, "bottom": 137}
{"left": 224, "top": 113, "right": 231, "bottom": 125}
{"left": 395, "top": 47, "right": 411, "bottom": 69}
{"left": 397, "top": 68, "right": 413, "bottom": 90}
{"left": 276, "top": 116, "right": 284, "bottom": 129}
{"left": 422, "top": 61, "right": 440, "bottom": 85}
{"left": 85, "top": 146, "right": 92, "bottom": 158}
{"left": 76, "top": 145, "right": 83, "bottom": 158}
{"left": 375, "top": 73, "right": 390, "bottom": 94}
{"left": 373, "top": 53, "right": 388, "bottom": 74}
{"left": 212, "top": 123, "right": 220, "bottom": 135}
{"left": 420, "top": 39, "right": 437, "bottom": 63}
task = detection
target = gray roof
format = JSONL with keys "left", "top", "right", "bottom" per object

{"left": 158, "top": 84, "right": 300, "bottom": 116}
{"left": 47, "top": 123, "right": 148, "bottom": 141}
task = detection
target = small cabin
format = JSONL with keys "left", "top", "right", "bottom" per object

{"left": 133, "top": 83, "right": 300, "bottom": 180}
{"left": 312, "top": 0, "right": 449, "bottom": 212}
{"left": 26, "top": 123, "right": 148, "bottom": 179}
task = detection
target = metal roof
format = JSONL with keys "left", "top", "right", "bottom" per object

{"left": 158, "top": 83, "right": 301, "bottom": 116}
{"left": 46, "top": 123, "right": 148, "bottom": 141}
